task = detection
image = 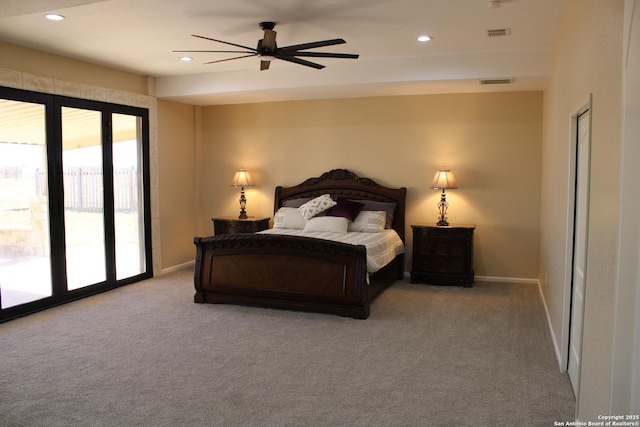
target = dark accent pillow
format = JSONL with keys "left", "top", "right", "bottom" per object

{"left": 351, "top": 199, "right": 396, "bottom": 229}
{"left": 326, "top": 198, "right": 365, "bottom": 222}
{"left": 282, "top": 197, "right": 312, "bottom": 208}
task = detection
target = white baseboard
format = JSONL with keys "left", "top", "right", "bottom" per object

{"left": 474, "top": 275, "right": 539, "bottom": 285}
{"left": 402, "top": 271, "right": 538, "bottom": 285}
{"left": 536, "top": 280, "right": 564, "bottom": 370}
{"left": 160, "top": 260, "right": 195, "bottom": 275}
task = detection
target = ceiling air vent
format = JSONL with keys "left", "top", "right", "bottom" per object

{"left": 479, "top": 78, "right": 513, "bottom": 85}
{"left": 486, "top": 28, "right": 511, "bottom": 37}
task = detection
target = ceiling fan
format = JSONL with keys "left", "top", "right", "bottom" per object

{"left": 174, "top": 21, "right": 359, "bottom": 71}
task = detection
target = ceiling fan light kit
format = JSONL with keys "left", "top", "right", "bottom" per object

{"left": 175, "top": 21, "right": 359, "bottom": 71}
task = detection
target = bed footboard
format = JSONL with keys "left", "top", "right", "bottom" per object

{"left": 193, "top": 234, "right": 372, "bottom": 319}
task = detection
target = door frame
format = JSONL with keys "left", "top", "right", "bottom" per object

{"left": 560, "top": 94, "right": 593, "bottom": 399}
{"left": 0, "top": 86, "right": 153, "bottom": 322}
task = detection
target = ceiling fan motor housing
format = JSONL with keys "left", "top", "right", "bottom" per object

{"left": 259, "top": 21, "right": 276, "bottom": 31}
{"left": 257, "top": 39, "right": 276, "bottom": 56}
{"left": 258, "top": 22, "right": 277, "bottom": 56}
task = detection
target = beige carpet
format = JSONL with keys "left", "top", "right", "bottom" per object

{"left": 0, "top": 269, "right": 575, "bottom": 426}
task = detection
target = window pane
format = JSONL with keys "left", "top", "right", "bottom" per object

{"left": 112, "top": 113, "right": 146, "bottom": 280}
{"left": 62, "top": 107, "right": 106, "bottom": 290}
{"left": 0, "top": 99, "right": 52, "bottom": 308}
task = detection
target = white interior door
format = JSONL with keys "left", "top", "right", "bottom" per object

{"left": 568, "top": 108, "right": 591, "bottom": 396}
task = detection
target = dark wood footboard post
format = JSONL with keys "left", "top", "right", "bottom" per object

{"left": 193, "top": 236, "right": 207, "bottom": 304}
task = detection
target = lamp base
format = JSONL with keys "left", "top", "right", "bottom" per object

{"left": 436, "top": 189, "right": 450, "bottom": 227}
{"left": 238, "top": 188, "right": 248, "bottom": 219}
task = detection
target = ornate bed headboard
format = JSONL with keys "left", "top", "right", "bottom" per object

{"left": 274, "top": 169, "right": 407, "bottom": 243}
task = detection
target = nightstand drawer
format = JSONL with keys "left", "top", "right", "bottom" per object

{"left": 415, "top": 239, "right": 468, "bottom": 256}
{"left": 417, "top": 227, "right": 472, "bottom": 239}
{"left": 415, "top": 255, "right": 466, "bottom": 273}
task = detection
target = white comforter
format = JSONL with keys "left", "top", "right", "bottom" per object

{"left": 258, "top": 228, "right": 405, "bottom": 274}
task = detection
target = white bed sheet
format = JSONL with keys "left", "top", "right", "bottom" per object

{"left": 258, "top": 228, "right": 405, "bottom": 274}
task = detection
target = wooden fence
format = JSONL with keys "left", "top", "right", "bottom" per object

{"left": 37, "top": 167, "right": 139, "bottom": 212}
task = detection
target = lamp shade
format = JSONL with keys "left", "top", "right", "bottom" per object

{"left": 230, "top": 168, "right": 253, "bottom": 187}
{"left": 431, "top": 169, "right": 458, "bottom": 189}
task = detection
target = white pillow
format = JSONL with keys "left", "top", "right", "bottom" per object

{"left": 303, "top": 216, "right": 349, "bottom": 234}
{"left": 348, "top": 211, "right": 386, "bottom": 233}
{"left": 273, "top": 207, "right": 306, "bottom": 230}
{"left": 298, "top": 194, "right": 337, "bottom": 220}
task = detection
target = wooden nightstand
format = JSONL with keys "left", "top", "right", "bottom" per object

{"left": 212, "top": 216, "right": 270, "bottom": 235}
{"left": 410, "top": 224, "right": 475, "bottom": 287}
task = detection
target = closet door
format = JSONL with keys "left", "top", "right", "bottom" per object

{"left": 568, "top": 107, "right": 591, "bottom": 398}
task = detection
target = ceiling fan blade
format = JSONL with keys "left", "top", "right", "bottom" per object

{"left": 275, "top": 55, "right": 325, "bottom": 70}
{"left": 260, "top": 60, "right": 271, "bottom": 71}
{"left": 203, "top": 53, "right": 257, "bottom": 65}
{"left": 173, "top": 50, "right": 255, "bottom": 54}
{"left": 278, "top": 52, "right": 359, "bottom": 59}
{"left": 191, "top": 34, "right": 256, "bottom": 52}
{"left": 278, "top": 39, "right": 346, "bottom": 52}
{"left": 262, "top": 29, "right": 277, "bottom": 51}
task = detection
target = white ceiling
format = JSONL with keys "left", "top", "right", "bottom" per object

{"left": 0, "top": 0, "right": 567, "bottom": 105}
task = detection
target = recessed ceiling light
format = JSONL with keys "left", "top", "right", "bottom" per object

{"left": 179, "top": 56, "right": 193, "bottom": 62}
{"left": 417, "top": 35, "right": 432, "bottom": 42}
{"left": 45, "top": 13, "right": 65, "bottom": 21}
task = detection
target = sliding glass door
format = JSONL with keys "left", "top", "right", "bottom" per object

{"left": 62, "top": 106, "right": 107, "bottom": 290}
{"left": 112, "top": 113, "right": 146, "bottom": 281}
{"left": 0, "top": 98, "right": 52, "bottom": 308}
{"left": 0, "top": 87, "right": 152, "bottom": 322}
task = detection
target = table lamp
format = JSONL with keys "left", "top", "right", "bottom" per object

{"left": 431, "top": 167, "right": 458, "bottom": 226}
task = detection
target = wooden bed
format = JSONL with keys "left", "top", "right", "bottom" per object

{"left": 193, "top": 169, "right": 407, "bottom": 319}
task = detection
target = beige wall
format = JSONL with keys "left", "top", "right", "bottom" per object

{"left": 539, "top": 0, "right": 624, "bottom": 419}
{"left": 200, "top": 91, "right": 543, "bottom": 279}
{"left": 0, "top": 41, "right": 149, "bottom": 96}
{"left": 157, "top": 100, "right": 199, "bottom": 269}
